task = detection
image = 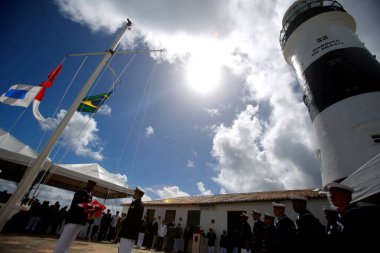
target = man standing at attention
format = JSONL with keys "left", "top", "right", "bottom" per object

{"left": 53, "top": 180, "right": 97, "bottom": 253}
{"left": 118, "top": 186, "right": 145, "bottom": 253}
{"left": 251, "top": 209, "right": 264, "bottom": 253}
{"left": 272, "top": 202, "right": 296, "bottom": 252}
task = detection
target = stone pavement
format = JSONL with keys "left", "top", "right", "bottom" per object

{"left": 0, "top": 233, "right": 154, "bottom": 253}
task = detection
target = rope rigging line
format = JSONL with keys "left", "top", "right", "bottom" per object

{"left": 32, "top": 55, "right": 88, "bottom": 166}
{"left": 32, "top": 57, "right": 111, "bottom": 197}
{"left": 0, "top": 56, "right": 68, "bottom": 148}
{"left": 29, "top": 56, "right": 95, "bottom": 198}
{"left": 23, "top": 45, "right": 160, "bottom": 201}
{"left": 128, "top": 58, "right": 159, "bottom": 178}
{"left": 5, "top": 56, "right": 73, "bottom": 202}
{"left": 36, "top": 50, "right": 123, "bottom": 192}
{"left": 33, "top": 51, "right": 138, "bottom": 200}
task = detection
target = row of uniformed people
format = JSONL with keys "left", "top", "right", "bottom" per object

{"left": 234, "top": 181, "right": 379, "bottom": 253}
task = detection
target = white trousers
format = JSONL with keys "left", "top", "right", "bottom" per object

{"left": 208, "top": 246, "right": 215, "bottom": 253}
{"left": 137, "top": 232, "right": 145, "bottom": 247}
{"left": 119, "top": 237, "right": 135, "bottom": 253}
{"left": 241, "top": 248, "right": 251, "bottom": 253}
{"left": 53, "top": 223, "right": 83, "bottom": 253}
{"left": 220, "top": 247, "right": 227, "bottom": 253}
{"left": 174, "top": 238, "right": 180, "bottom": 252}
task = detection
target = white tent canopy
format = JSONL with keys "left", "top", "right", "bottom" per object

{"left": 50, "top": 163, "right": 134, "bottom": 199}
{"left": 0, "top": 128, "right": 134, "bottom": 199}
{"left": 342, "top": 152, "right": 380, "bottom": 203}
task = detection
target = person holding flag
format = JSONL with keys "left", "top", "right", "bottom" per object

{"left": 52, "top": 179, "right": 100, "bottom": 253}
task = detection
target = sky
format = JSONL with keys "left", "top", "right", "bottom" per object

{"left": 0, "top": 0, "right": 380, "bottom": 210}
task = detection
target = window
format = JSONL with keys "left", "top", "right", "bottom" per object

{"left": 186, "top": 210, "right": 201, "bottom": 230}
{"left": 165, "top": 210, "right": 176, "bottom": 224}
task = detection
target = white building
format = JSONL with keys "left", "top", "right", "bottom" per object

{"left": 122, "top": 188, "right": 329, "bottom": 253}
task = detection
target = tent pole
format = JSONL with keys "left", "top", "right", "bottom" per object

{"left": 0, "top": 20, "right": 132, "bottom": 232}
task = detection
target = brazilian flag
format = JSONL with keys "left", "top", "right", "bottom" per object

{"left": 77, "top": 91, "right": 113, "bottom": 113}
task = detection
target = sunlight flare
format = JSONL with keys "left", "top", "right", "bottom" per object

{"left": 186, "top": 56, "right": 221, "bottom": 95}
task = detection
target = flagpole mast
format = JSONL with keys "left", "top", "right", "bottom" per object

{"left": 0, "top": 20, "right": 133, "bottom": 232}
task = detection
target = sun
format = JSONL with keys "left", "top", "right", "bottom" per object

{"left": 186, "top": 57, "right": 221, "bottom": 95}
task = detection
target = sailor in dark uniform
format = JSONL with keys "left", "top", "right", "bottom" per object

{"left": 262, "top": 212, "right": 277, "bottom": 253}
{"left": 250, "top": 209, "right": 264, "bottom": 253}
{"left": 324, "top": 182, "right": 380, "bottom": 252}
{"left": 272, "top": 202, "right": 296, "bottom": 252}
{"left": 118, "top": 186, "right": 145, "bottom": 253}
{"left": 290, "top": 195, "right": 323, "bottom": 253}
{"left": 238, "top": 212, "right": 252, "bottom": 253}
{"left": 53, "top": 180, "right": 97, "bottom": 253}
{"left": 322, "top": 206, "right": 339, "bottom": 253}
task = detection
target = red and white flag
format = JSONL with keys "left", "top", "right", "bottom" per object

{"left": 33, "top": 64, "right": 63, "bottom": 121}
{"left": 78, "top": 199, "right": 107, "bottom": 220}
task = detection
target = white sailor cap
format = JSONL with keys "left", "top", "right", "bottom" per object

{"left": 240, "top": 212, "right": 250, "bottom": 218}
{"left": 263, "top": 212, "right": 275, "bottom": 219}
{"left": 272, "top": 202, "right": 286, "bottom": 208}
{"left": 135, "top": 186, "right": 145, "bottom": 194}
{"left": 323, "top": 206, "right": 338, "bottom": 213}
{"left": 325, "top": 182, "right": 354, "bottom": 193}
{"left": 290, "top": 194, "right": 307, "bottom": 201}
{"left": 251, "top": 209, "right": 262, "bottom": 215}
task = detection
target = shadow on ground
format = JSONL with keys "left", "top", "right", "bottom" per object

{"left": 0, "top": 233, "right": 142, "bottom": 253}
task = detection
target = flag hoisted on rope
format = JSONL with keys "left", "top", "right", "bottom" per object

{"left": 0, "top": 84, "right": 42, "bottom": 107}
{"left": 77, "top": 91, "right": 113, "bottom": 113}
{"left": 33, "top": 64, "right": 63, "bottom": 121}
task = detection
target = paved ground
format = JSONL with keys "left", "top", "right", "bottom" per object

{"left": 0, "top": 233, "right": 153, "bottom": 253}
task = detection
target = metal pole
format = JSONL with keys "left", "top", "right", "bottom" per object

{"left": 0, "top": 21, "right": 132, "bottom": 232}
{"left": 66, "top": 49, "right": 164, "bottom": 57}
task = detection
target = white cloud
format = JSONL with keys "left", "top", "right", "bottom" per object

{"left": 187, "top": 160, "right": 194, "bottom": 168}
{"left": 156, "top": 186, "right": 190, "bottom": 199}
{"left": 54, "top": 0, "right": 363, "bottom": 194}
{"left": 40, "top": 109, "right": 104, "bottom": 161}
{"left": 197, "top": 182, "right": 213, "bottom": 195}
{"left": 145, "top": 126, "right": 154, "bottom": 138}
{"left": 97, "top": 104, "right": 112, "bottom": 115}
{"left": 211, "top": 101, "right": 320, "bottom": 193}
{"left": 204, "top": 108, "right": 220, "bottom": 117}
{"left": 0, "top": 179, "right": 16, "bottom": 193}
{"left": 112, "top": 173, "right": 128, "bottom": 186}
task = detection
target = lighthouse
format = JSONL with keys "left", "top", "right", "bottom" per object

{"left": 280, "top": 0, "right": 380, "bottom": 188}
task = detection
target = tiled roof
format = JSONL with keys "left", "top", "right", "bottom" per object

{"left": 123, "top": 188, "right": 326, "bottom": 206}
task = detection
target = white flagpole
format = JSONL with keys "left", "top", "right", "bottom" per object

{"left": 0, "top": 20, "right": 132, "bottom": 232}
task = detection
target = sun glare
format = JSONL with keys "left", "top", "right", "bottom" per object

{"left": 186, "top": 57, "right": 221, "bottom": 95}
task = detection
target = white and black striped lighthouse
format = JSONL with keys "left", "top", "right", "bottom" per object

{"left": 280, "top": 0, "right": 380, "bottom": 187}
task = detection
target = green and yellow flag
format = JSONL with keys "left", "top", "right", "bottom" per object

{"left": 77, "top": 91, "right": 113, "bottom": 113}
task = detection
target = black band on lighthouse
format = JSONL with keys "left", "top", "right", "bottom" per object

{"left": 300, "top": 47, "right": 380, "bottom": 120}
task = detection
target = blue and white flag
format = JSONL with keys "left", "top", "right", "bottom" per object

{"left": 0, "top": 84, "right": 42, "bottom": 107}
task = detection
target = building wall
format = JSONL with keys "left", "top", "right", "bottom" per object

{"left": 122, "top": 197, "right": 330, "bottom": 253}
